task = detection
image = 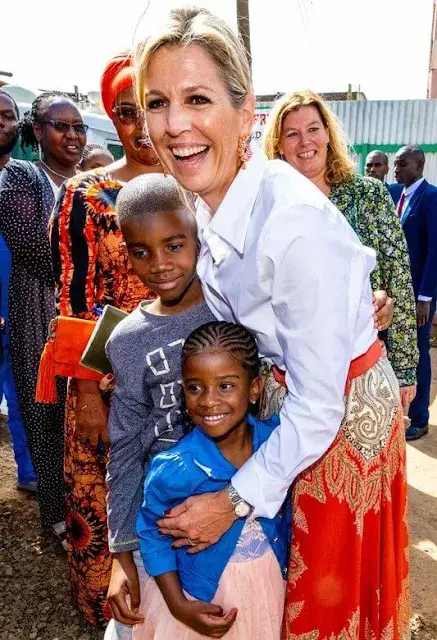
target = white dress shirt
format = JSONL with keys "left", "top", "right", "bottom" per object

{"left": 398, "top": 177, "right": 430, "bottom": 302}
{"left": 196, "top": 147, "right": 377, "bottom": 518}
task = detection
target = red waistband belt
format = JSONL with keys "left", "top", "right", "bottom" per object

{"left": 272, "top": 339, "right": 382, "bottom": 397}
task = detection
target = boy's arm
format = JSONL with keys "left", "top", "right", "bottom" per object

{"left": 107, "top": 551, "right": 143, "bottom": 626}
{"left": 106, "top": 335, "right": 154, "bottom": 624}
{"left": 106, "top": 337, "right": 153, "bottom": 553}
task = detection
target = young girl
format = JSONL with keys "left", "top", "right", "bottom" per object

{"left": 134, "top": 321, "right": 290, "bottom": 640}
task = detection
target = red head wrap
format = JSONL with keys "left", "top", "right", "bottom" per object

{"left": 100, "top": 52, "right": 134, "bottom": 119}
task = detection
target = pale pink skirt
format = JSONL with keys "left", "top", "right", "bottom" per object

{"left": 132, "top": 548, "right": 286, "bottom": 640}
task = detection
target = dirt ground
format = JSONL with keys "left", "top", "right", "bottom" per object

{"left": 1, "top": 359, "right": 437, "bottom": 640}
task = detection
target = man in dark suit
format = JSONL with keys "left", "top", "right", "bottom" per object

{"left": 393, "top": 145, "right": 437, "bottom": 440}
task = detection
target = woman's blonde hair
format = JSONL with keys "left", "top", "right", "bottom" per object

{"left": 262, "top": 90, "right": 355, "bottom": 186}
{"left": 135, "top": 7, "right": 252, "bottom": 111}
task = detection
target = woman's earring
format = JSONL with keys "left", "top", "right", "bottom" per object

{"left": 156, "top": 158, "right": 169, "bottom": 177}
{"left": 153, "top": 151, "right": 169, "bottom": 177}
{"left": 237, "top": 134, "right": 253, "bottom": 170}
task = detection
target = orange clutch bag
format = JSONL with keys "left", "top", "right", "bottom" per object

{"left": 35, "top": 316, "right": 102, "bottom": 404}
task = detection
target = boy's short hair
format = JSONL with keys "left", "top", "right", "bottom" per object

{"left": 116, "top": 173, "right": 194, "bottom": 225}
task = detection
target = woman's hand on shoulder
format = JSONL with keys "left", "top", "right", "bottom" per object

{"left": 173, "top": 599, "right": 238, "bottom": 638}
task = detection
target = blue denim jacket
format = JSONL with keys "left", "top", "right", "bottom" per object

{"left": 136, "top": 414, "right": 290, "bottom": 602}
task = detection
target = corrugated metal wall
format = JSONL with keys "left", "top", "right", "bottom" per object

{"left": 327, "top": 100, "right": 437, "bottom": 146}
{"left": 327, "top": 100, "right": 437, "bottom": 183}
{"left": 254, "top": 99, "right": 437, "bottom": 183}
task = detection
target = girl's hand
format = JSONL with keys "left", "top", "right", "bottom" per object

{"left": 107, "top": 552, "right": 144, "bottom": 626}
{"left": 75, "top": 380, "right": 109, "bottom": 447}
{"left": 174, "top": 600, "right": 238, "bottom": 638}
{"left": 373, "top": 290, "right": 394, "bottom": 331}
{"left": 157, "top": 489, "right": 237, "bottom": 553}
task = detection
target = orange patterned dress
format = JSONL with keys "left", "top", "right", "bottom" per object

{"left": 50, "top": 169, "right": 154, "bottom": 627}
{"left": 262, "top": 353, "right": 410, "bottom": 639}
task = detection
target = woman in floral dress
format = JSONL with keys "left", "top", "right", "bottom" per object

{"left": 263, "top": 89, "right": 418, "bottom": 409}
{"left": 50, "top": 52, "right": 159, "bottom": 627}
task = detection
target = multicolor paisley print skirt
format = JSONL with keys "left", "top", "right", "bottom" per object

{"left": 260, "top": 352, "right": 410, "bottom": 639}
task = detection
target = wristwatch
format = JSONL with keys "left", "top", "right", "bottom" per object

{"left": 227, "top": 484, "right": 254, "bottom": 518}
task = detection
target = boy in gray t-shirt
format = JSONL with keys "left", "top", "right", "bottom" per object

{"left": 104, "top": 175, "right": 215, "bottom": 636}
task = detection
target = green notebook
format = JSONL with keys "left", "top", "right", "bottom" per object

{"left": 80, "top": 305, "right": 128, "bottom": 375}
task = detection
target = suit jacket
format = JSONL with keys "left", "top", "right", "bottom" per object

{"left": 387, "top": 182, "right": 403, "bottom": 203}
{"left": 392, "top": 180, "right": 437, "bottom": 299}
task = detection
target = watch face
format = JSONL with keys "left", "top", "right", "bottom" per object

{"left": 235, "top": 502, "right": 250, "bottom": 518}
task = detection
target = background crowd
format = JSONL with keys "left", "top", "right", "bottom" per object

{"left": 0, "top": 5, "right": 436, "bottom": 639}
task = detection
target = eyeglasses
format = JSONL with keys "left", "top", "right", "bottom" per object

{"left": 42, "top": 120, "right": 88, "bottom": 135}
{"left": 112, "top": 105, "right": 143, "bottom": 126}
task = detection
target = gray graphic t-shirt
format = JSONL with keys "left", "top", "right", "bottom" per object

{"left": 106, "top": 299, "right": 216, "bottom": 552}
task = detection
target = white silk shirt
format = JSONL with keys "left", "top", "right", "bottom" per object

{"left": 196, "top": 147, "right": 377, "bottom": 518}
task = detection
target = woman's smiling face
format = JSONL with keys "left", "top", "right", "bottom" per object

{"left": 279, "top": 105, "right": 330, "bottom": 182}
{"left": 144, "top": 44, "right": 254, "bottom": 212}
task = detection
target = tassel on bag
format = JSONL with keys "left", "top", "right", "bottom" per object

{"left": 35, "top": 316, "right": 102, "bottom": 404}
{"left": 35, "top": 339, "right": 58, "bottom": 403}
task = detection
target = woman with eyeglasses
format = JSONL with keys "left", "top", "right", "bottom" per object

{"left": 49, "top": 52, "right": 160, "bottom": 628}
{"left": 0, "top": 92, "right": 86, "bottom": 542}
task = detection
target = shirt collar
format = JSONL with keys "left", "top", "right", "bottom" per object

{"left": 190, "top": 414, "right": 260, "bottom": 479}
{"left": 196, "top": 145, "right": 267, "bottom": 258}
{"left": 404, "top": 176, "right": 425, "bottom": 197}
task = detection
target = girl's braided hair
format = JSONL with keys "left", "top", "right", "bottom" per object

{"left": 179, "top": 321, "right": 260, "bottom": 434}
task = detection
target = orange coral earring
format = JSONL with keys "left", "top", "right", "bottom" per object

{"left": 237, "top": 134, "right": 253, "bottom": 170}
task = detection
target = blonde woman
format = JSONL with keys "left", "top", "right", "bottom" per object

{"left": 263, "top": 90, "right": 418, "bottom": 411}
{"left": 132, "top": 8, "right": 410, "bottom": 639}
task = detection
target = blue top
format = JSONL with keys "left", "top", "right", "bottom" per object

{"left": 0, "top": 232, "right": 11, "bottom": 338}
{"left": 0, "top": 232, "right": 11, "bottom": 393}
{"left": 136, "top": 414, "right": 290, "bottom": 602}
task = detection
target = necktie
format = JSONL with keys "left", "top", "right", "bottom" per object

{"left": 397, "top": 191, "right": 406, "bottom": 217}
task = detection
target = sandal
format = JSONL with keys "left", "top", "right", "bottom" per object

{"left": 52, "top": 521, "right": 67, "bottom": 551}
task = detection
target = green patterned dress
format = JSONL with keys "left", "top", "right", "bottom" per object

{"left": 330, "top": 174, "right": 418, "bottom": 387}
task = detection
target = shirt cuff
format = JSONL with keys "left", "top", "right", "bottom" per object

{"left": 231, "top": 457, "right": 285, "bottom": 519}
{"left": 418, "top": 295, "right": 432, "bottom": 302}
{"left": 109, "top": 538, "right": 139, "bottom": 554}
{"left": 395, "top": 368, "right": 417, "bottom": 388}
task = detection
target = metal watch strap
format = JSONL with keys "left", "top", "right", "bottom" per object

{"left": 228, "top": 484, "right": 254, "bottom": 518}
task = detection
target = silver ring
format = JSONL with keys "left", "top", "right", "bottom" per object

{"left": 187, "top": 538, "right": 196, "bottom": 547}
